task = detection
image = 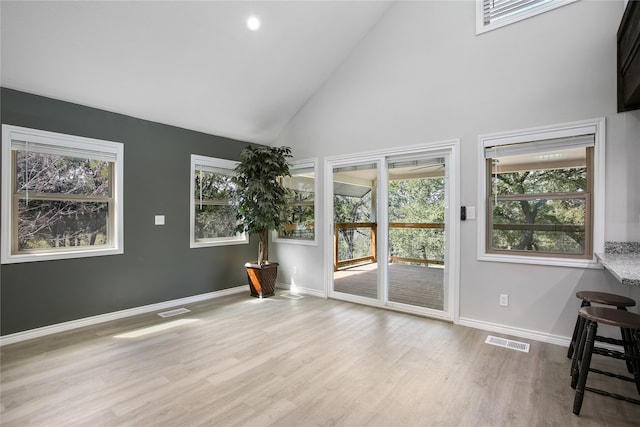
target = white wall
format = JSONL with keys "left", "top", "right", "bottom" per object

{"left": 273, "top": 0, "right": 640, "bottom": 341}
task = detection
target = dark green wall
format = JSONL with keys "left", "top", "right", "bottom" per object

{"left": 0, "top": 88, "right": 259, "bottom": 335}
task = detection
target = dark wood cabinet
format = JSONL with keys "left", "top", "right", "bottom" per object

{"left": 618, "top": 0, "right": 640, "bottom": 112}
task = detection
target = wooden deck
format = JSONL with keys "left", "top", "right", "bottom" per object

{"left": 333, "top": 262, "right": 444, "bottom": 310}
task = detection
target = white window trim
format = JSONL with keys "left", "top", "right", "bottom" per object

{"left": 189, "top": 154, "right": 247, "bottom": 248}
{"left": 273, "top": 158, "right": 318, "bottom": 247}
{"left": 476, "top": 0, "right": 578, "bottom": 35}
{"left": 1, "top": 124, "right": 124, "bottom": 264}
{"left": 477, "top": 118, "right": 605, "bottom": 268}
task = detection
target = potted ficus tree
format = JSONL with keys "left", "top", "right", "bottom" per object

{"left": 232, "top": 145, "right": 292, "bottom": 298}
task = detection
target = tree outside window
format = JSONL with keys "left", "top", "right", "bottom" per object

{"left": 194, "top": 170, "right": 238, "bottom": 241}
{"left": 190, "top": 155, "right": 246, "bottom": 247}
{"left": 334, "top": 190, "right": 372, "bottom": 262}
{"left": 489, "top": 161, "right": 589, "bottom": 255}
{"left": 15, "top": 151, "right": 112, "bottom": 251}
{"left": 388, "top": 177, "right": 445, "bottom": 265}
{"left": 278, "top": 164, "right": 315, "bottom": 242}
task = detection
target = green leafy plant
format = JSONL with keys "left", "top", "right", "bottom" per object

{"left": 232, "top": 145, "right": 292, "bottom": 265}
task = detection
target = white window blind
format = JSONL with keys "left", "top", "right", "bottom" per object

{"left": 478, "top": 0, "right": 576, "bottom": 34}
{"left": 388, "top": 157, "right": 445, "bottom": 169}
{"left": 12, "top": 139, "right": 118, "bottom": 162}
{"left": 483, "top": 0, "right": 551, "bottom": 25}
{"left": 333, "top": 163, "right": 377, "bottom": 173}
{"left": 290, "top": 165, "right": 314, "bottom": 175}
{"left": 484, "top": 134, "right": 595, "bottom": 159}
{"left": 282, "top": 167, "right": 314, "bottom": 191}
{"left": 195, "top": 163, "right": 234, "bottom": 176}
{"left": 192, "top": 156, "right": 237, "bottom": 173}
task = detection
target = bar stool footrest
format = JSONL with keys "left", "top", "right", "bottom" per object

{"left": 593, "top": 346, "right": 637, "bottom": 362}
{"left": 589, "top": 367, "right": 638, "bottom": 383}
{"left": 584, "top": 387, "right": 640, "bottom": 405}
{"left": 595, "top": 335, "right": 625, "bottom": 346}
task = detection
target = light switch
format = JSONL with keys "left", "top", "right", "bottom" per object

{"left": 155, "top": 215, "right": 165, "bottom": 226}
{"left": 466, "top": 207, "right": 476, "bottom": 220}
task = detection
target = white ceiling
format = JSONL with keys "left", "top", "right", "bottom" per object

{"left": 1, "top": 1, "right": 392, "bottom": 144}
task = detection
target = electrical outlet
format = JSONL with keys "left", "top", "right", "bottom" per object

{"left": 500, "top": 294, "right": 509, "bottom": 307}
{"left": 293, "top": 266, "right": 298, "bottom": 275}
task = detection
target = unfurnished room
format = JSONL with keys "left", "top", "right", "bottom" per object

{"left": 1, "top": 1, "right": 639, "bottom": 426}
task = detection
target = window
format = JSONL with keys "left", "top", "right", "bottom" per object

{"left": 477, "top": 118, "right": 605, "bottom": 267}
{"left": 1, "top": 124, "right": 124, "bottom": 264}
{"left": 274, "top": 159, "right": 317, "bottom": 245}
{"left": 190, "top": 155, "right": 246, "bottom": 248}
{"left": 476, "top": 0, "right": 577, "bottom": 34}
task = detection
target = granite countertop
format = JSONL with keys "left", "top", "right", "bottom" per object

{"left": 595, "top": 242, "right": 640, "bottom": 287}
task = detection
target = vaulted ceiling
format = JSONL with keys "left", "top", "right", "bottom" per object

{"left": 1, "top": 1, "right": 392, "bottom": 144}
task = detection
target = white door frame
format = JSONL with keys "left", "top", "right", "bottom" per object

{"left": 324, "top": 140, "right": 461, "bottom": 322}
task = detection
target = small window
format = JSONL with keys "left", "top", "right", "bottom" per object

{"left": 478, "top": 119, "right": 605, "bottom": 267}
{"left": 190, "top": 155, "right": 247, "bottom": 248}
{"left": 274, "top": 159, "right": 317, "bottom": 245}
{"left": 476, "top": 0, "right": 577, "bottom": 34}
{"left": 1, "top": 124, "right": 124, "bottom": 264}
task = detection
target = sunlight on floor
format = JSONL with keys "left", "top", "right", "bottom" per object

{"left": 114, "top": 318, "right": 199, "bottom": 338}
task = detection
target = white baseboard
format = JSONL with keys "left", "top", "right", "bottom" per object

{"left": 0, "top": 286, "right": 246, "bottom": 346}
{"left": 8, "top": 285, "right": 619, "bottom": 355}
{"left": 457, "top": 317, "right": 571, "bottom": 347}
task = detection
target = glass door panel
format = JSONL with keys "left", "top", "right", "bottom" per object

{"left": 332, "top": 162, "right": 379, "bottom": 300}
{"left": 387, "top": 155, "right": 447, "bottom": 312}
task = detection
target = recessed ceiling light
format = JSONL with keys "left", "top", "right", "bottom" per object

{"left": 247, "top": 16, "right": 261, "bottom": 31}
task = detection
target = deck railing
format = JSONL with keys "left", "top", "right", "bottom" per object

{"left": 334, "top": 222, "right": 377, "bottom": 270}
{"left": 334, "top": 222, "right": 444, "bottom": 271}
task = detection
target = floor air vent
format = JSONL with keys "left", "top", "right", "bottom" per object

{"left": 485, "top": 335, "right": 530, "bottom": 353}
{"left": 281, "top": 293, "right": 303, "bottom": 300}
{"left": 157, "top": 308, "right": 191, "bottom": 318}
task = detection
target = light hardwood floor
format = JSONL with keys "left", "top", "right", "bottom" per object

{"left": 1, "top": 292, "right": 638, "bottom": 426}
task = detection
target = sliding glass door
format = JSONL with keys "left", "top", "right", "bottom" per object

{"left": 327, "top": 144, "right": 457, "bottom": 320}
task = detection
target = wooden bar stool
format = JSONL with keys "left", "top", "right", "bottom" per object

{"left": 567, "top": 291, "right": 636, "bottom": 359}
{"left": 571, "top": 306, "right": 640, "bottom": 415}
